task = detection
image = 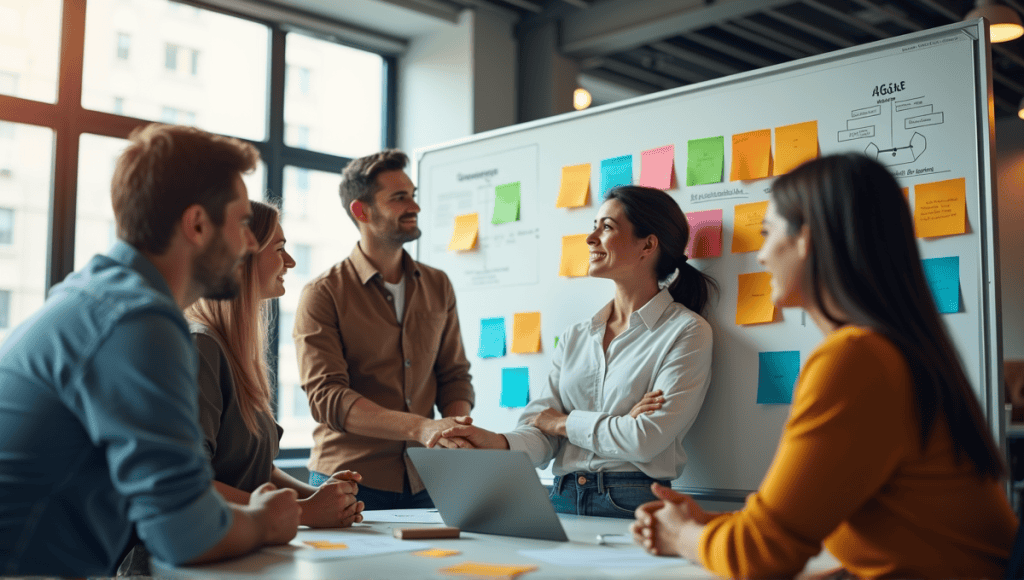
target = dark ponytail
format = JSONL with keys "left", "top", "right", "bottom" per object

{"left": 605, "top": 186, "right": 718, "bottom": 316}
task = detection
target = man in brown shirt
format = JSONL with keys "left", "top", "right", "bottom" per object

{"left": 294, "top": 149, "right": 475, "bottom": 510}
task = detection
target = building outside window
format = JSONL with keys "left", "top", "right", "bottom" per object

{"left": 116, "top": 32, "right": 130, "bottom": 60}
{"left": 0, "top": 290, "right": 10, "bottom": 330}
{"left": 0, "top": 208, "right": 13, "bottom": 245}
{"left": 164, "top": 43, "right": 177, "bottom": 71}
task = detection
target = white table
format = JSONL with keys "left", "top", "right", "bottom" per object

{"left": 153, "top": 509, "right": 841, "bottom": 579}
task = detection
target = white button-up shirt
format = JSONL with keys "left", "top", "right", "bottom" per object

{"left": 503, "top": 288, "right": 713, "bottom": 480}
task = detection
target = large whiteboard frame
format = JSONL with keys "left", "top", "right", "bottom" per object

{"left": 414, "top": 20, "right": 1003, "bottom": 496}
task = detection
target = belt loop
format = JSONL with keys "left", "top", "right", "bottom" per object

{"left": 555, "top": 474, "right": 567, "bottom": 494}
{"left": 596, "top": 472, "right": 606, "bottom": 494}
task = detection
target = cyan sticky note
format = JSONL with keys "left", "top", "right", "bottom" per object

{"left": 479, "top": 317, "right": 506, "bottom": 358}
{"left": 501, "top": 367, "right": 530, "bottom": 408}
{"left": 600, "top": 155, "right": 633, "bottom": 199}
{"left": 922, "top": 256, "right": 960, "bottom": 314}
{"left": 757, "top": 351, "right": 800, "bottom": 405}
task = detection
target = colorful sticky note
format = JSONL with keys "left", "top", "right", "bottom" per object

{"left": 731, "top": 129, "right": 772, "bottom": 181}
{"left": 493, "top": 182, "right": 521, "bottom": 225}
{"left": 687, "top": 136, "right": 725, "bottom": 186}
{"left": 554, "top": 336, "right": 559, "bottom": 349}
{"left": 639, "top": 145, "right": 674, "bottom": 189}
{"left": 500, "top": 367, "right": 530, "bottom": 408}
{"left": 736, "top": 271, "right": 775, "bottom": 325}
{"left": 448, "top": 213, "right": 478, "bottom": 251}
{"left": 774, "top": 121, "right": 818, "bottom": 175}
{"left": 414, "top": 548, "right": 461, "bottom": 558}
{"left": 685, "top": 209, "right": 723, "bottom": 259}
{"left": 922, "top": 256, "right": 960, "bottom": 314}
{"left": 915, "top": 177, "right": 966, "bottom": 238}
{"left": 757, "top": 351, "right": 800, "bottom": 404}
{"left": 304, "top": 540, "right": 348, "bottom": 550}
{"left": 600, "top": 155, "right": 633, "bottom": 199}
{"left": 440, "top": 561, "right": 539, "bottom": 578}
{"left": 479, "top": 317, "right": 506, "bottom": 358}
{"left": 510, "top": 312, "right": 541, "bottom": 354}
{"left": 731, "top": 201, "right": 768, "bottom": 253}
{"left": 559, "top": 234, "right": 590, "bottom": 277}
{"left": 557, "top": 163, "right": 590, "bottom": 208}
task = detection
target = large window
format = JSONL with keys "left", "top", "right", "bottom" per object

{"left": 1, "top": 0, "right": 394, "bottom": 450}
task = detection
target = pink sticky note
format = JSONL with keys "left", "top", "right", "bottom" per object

{"left": 685, "top": 209, "right": 723, "bottom": 259}
{"left": 639, "top": 145, "right": 675, "bottom": 190}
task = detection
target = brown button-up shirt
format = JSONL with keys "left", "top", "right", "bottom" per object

{"left": 294, "top": 243, "right": 474, "bottom": 493}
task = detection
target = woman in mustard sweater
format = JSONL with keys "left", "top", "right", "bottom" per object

{"left": 631, "top": 153, "right": 1017, "bottom": 579}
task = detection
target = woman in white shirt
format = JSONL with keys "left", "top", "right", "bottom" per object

{"left": 437, "top": 185, "right": 716, "bottom": 518}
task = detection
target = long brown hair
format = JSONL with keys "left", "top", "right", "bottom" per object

{"left": 771, "top": 153, "right": 1004, "bottom": 479}
{"left": 185, "top": 200, "right": 279, "bottom": 434}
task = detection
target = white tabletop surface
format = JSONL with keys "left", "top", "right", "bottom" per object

{"left": 153, "top": 509, "right": 841, "bottom": 579}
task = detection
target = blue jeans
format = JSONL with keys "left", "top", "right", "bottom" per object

{"left": 310, "top": 471, "right": 434, "bottom": 511}
{"left": 549, "top": 471, "right": 669, "bottom": 519}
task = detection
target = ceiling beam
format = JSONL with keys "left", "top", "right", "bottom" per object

{"left": 732, "top": 17, "right": 820, "bottom": 55}
{"left": 801, "top": 0, "right": 890, "bottom": 38}
{"left": 718, "top": 21, "right": 806, "bottom": 59}
{"left": 583, "top": 57, "right": 682, "bottom": 90}
{"left": 848, "top": 0, "right": 923, "bottom": 31}
{"left": 683, "top": 31, "right": 777, "bottom": 68}
{"left": 650, "top": 41, "right": 743, "bottom": 76}
{"left": 560, "top": 0, "right": 796, "bottom": 57}
{"left": 763, "top": 8, "right": 856, "bottom": 48}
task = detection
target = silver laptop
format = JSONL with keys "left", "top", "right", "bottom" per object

{"left": 406, "top": 448, "right": 569, "bottom": 542}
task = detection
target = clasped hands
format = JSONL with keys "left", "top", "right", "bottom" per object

{"left": 631, "top": 483, "right": 713, "bottom": 561}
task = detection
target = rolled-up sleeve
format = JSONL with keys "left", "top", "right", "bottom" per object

{"left": 293, "top": 280, "right": 363, "bottom": 432}
{"left": 75, "top": 311, "right": 233, "bottom": 565}
{"left": 433, "top": 276, "right": 474, "bottom": 412}
{"left": 504, "top": 333, "right": 565, "bottom": 467}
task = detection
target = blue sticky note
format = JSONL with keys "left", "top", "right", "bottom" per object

{"left": 757, "top": 351, "right": 800, "bottom": 405}
{"left": 479, "top": 317, "right": 506, "bottom": 358}
{"left": 501, "top": 367, "right": 530, "bottom": 408}
{"left": 600, "top": 155, "right": 633, "bottom": 199}
{"left": 922, "top": 256, "right": 960, "bottom": 314}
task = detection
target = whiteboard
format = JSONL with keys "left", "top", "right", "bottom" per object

{"left": 414, "top": 21, "right": 1002, "bottom": 495}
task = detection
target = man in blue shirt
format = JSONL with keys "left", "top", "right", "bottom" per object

{"left": 0, "top": 124, "right": 302, "bottom": 576}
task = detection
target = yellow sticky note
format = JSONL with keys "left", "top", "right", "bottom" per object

{"left": 304, "top": 540, "right": 348, "bottom": 550}
{"left": 558, "top": 234, "right": 590, "bottom": 277}
{"left": 737, "top": 271, "right": 775, "bottom": 325}
{"left": 731, "top": 201, "right": 768, "bottom": 253}
{"left": 730, "top": 129, "right": 772, "bottom": 181}
{"left": 510, "top": 312, "right": 541, "bottom": 354}
{"left": 556, "top": 163, "right": 590, "bottom": 208}
{"left": 774, "top": 120, "right": 818, "bottom": 175}
{"left": 915, "top": 178, "right": 966, "bottom": 238}
{"left": 414, "top": 548, "right": 461, "bottom": 558}
{"left": 440, "top": 561, "right": 539, "bottom": 578}
{"left": 448, "top": 213, "right": 479, "bottom": 251}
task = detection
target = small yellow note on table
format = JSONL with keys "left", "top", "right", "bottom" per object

{"left": 510, "top": 312, "right": 541, "bottom": 354}
{"left": 439, "top": 561, "right": 539, "bottom": 578}
{"left": 303, "top": 540, "right": 348, "bottom": 550}
{"left": 737, "top": 271, "right": 775, "bottom": 325}
{"left": 448, "top": 213, "right": 479, "bottom": 251}
{"left": 558, "top": 234, "right": 590, "bottom": 277}
{"left": 914, "top": 177, "right": 966, "bottom": 238}
{"left": 774, "top": 120, "right": 818, "bottom": 175}
{"left": 413, "top": 548, "right": 461, "bottom": 558}
{"left": 556, "top": 163, "right": 591, "bottom": 208}
{"left": 731, "top": 129, "right": 771, "bottom": 181}
{"left": 731, "top": 200, "right": 768, "bottom": 253}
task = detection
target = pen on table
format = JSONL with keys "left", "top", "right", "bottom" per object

{"left": 596, "top": 533, "right": 631, "bottom": 545}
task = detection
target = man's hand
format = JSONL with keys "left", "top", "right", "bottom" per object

{"left": 529, "top": 408, "right": 568, "bottom": 437}
{"left": 439, "top": 421, "right": 510, "bottom": 449}
{"left": 248, "top": 482, "right": 301, "bottom": 545}
{"left": 629, "top": 390, "right": 664, "bottom": 418}
{"left": 419, "top": 416, "right": 473, "bottom": 448}
{"left": 630, "top": 484, "right": 710, "bottom": 559}
{"left": 299, "top": 471, "right": 364, "bottom": 528}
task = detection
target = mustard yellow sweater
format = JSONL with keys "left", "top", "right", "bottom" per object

{"left": 700, "top": 326, "right": 1016, "bottom": 579}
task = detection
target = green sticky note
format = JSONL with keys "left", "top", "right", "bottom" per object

{"left": 493, "top": 182, "right": 521, "bottom": 224}
{"left": 687, "top": 136, "right": 725, "bottom": 186}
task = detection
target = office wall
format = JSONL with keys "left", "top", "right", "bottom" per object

{"left": 996, "top": 118, "right": 1024, "bottom": 360}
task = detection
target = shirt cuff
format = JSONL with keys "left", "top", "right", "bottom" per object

{"left": 565, "top": 410, "right": 601, "bottom": 449}
{"left": 436, "top": 380, "right": 475, "bottom": 412}
{"left": 137, "top": 486, "right": 233, "bottom": 566}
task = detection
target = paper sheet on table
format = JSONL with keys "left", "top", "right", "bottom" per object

{"left": 519, "top": 548, "right": 684, "bottom": 570}
{"left": 359, "top": 509, "right": 445, "bottom": 524}
{"left": 267, "top": 534, "right": 428, "bottom": 560}
{"left": 440, "top": 561, "right": 538, "bottom": 578}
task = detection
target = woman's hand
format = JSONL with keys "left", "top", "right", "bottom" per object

{"left": 629, "top": 390, "right": 664, "bottom": 418}
{"left": 529, "top": 408, "right": 568, "bottom": 437}
{"left": 630, "top": 483, "right": 711, "bottom": 560}
{"left": 298, "top": 470, "right": 364, "bottom": 528}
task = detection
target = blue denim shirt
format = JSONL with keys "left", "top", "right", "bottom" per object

{"left": 0, "top": 241, "right": 232, "bottom": 576}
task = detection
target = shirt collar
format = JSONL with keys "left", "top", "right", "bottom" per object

{"left": 349, "top": 242, "right": 421, "bottom": 286}
{"left": 590, "top": 288, "right": 675, "bottom": 334}
{"left": 107, "top": 240, "right": 176, "bottom": 301}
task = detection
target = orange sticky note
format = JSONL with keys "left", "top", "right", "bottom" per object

{"left": 557, "top": 163, "right": 591, "bottom": 208}
{"left": 510, "top": 312, "right": 541, "bottom": 354}
{"left": 731, "top": 201, "right": 768, "bottom": 253}
{"left": 558, "top": 234, "right": 590, "bottom": 277}
{"left": 915, "top": 178, "right": 966, "bottom": 238}
{"left": 639, "top": 144, "right": 674, "bottom": 190}
{"left": 440, "top": 561, "right": 539, "bottom": 578}
{"left": 448, "top": 213, "right": 479, "bottom": 251}
{"left": 304, "top": 540, "right": 348, "bottom": 550}
{"left": 414, "top": 548, "right": 461, "bottom": 558}
{"left": 737, "top": 271, "right": 775, "bottom": 325}
{"left": 730, "top": 129, "right": 772, "bottom": 181}
{"left": 774, "top": 121, "right": 818, "bottom": 175}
